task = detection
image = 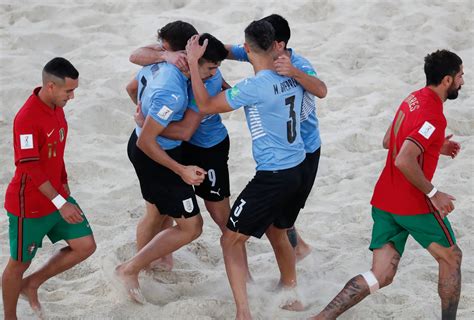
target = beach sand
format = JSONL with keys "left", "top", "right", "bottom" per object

{"left": 0, "top": 0, "right": 472, "bottom": 319}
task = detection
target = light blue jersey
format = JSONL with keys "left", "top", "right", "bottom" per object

{"left": 225, "top": 70, "right": 305, "bottom": 171}
{"left": 187, "top": 69, "right": 228, "bottom": 148}
{"left": 231, "top": 45, "right": 321, "bottom": 153}
{"left": 135, "top": 62, "right": 189, "bottom": 150}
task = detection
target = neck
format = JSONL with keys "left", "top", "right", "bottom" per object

{"left": 37, "top": 87, "right": 55, "bottom": 109}
{"left": 251, "top": 54, "right": 275, "bottom": 74}
{"left": 427, "top": 85, "right": 447, "bottom": 102}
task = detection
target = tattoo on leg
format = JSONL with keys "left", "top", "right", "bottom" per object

{"left": 320, "top": 275, "right": 370, "bottom": 319}
{"left": 287, "top": 227, "right": 297, "bottom": 248}
{"left": 439, "top": 246, "right": 462, "bottom": 320}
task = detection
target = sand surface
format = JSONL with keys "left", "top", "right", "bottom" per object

{"left": 0, "top": 0, "right": 473, "bottom": 319}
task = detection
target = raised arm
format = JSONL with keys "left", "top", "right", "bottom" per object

{"left": 275, "top": 55, "right": 327, "bottom": 98}
{"left": 186, "top": 36, "right": 234, "bottom": 114}
{"left": 129, "top": 43, "right": 188, "bottom": 71}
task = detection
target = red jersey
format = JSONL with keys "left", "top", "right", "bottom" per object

{"left": 5, "top": 87, "right": 69, "bottom": 218}
{"left": 371, "top": 87, "right": 446, "bottom": 215}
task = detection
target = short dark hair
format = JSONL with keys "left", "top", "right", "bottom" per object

{"left": 43, "top": 57, "right": 79, "bottom": 80}
{"left": 424, "top": 50, "right": 462, "bottom": 86}
{"left": 158, "top": 20, "right": 198, "bottom": 51}
{"left": 244, "top": 20, "right": 275, "bottom": 52}
{"left": 261, "top": 14, "right": 290, "bottom": 47}
{"left": 199, "top": 33, "right": 228, "bottom": 64}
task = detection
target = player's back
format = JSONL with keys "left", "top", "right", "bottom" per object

{"left": 227, "top": 70, "right": 305, "bottom": 171}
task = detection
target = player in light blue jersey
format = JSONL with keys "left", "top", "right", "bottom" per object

{"left": 227, "top": 14, "right": 328, "bottom": 262}
{"left": 126, "top": 33, "right": 233, "bottom": 273}
{"left": 116, "top": 24, "right": 228, "bottom": 304}
{"left": 187, "top": 20, "right": 306, "bottom": 319}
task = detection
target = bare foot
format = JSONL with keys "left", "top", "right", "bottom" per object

{"left": 295, "top": 243, "right": 312, "bottom": 262}
{"left": 149, "top": 254, "right": 173, "bottom": 271}
{"left": 114, "top": 264, "right": 146, "bottom": 304}
{"left": 21, "top": 278, "right": 44, "bottom": 318}
{"left": 281, "top": 299, "right": 305, "bottom": 311}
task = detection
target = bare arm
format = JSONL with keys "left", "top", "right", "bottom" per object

{"left": 187, "top": 36, "right": 234, "bottom": 114}
{"left": 126, "top": 77, "right": 138, "bottom": 105}
{"left": 274, "top": 55, "right": 327, "bottom": 98}
{"left": 136, "top": 115, "right": 206, "bottom": 185}
{"left": 225, "top": 44, "right": 237, "bottom": 60}
{"left": 129, "top": 43, "right": 189, "bottom": 71}
{"left": 383, "top": 124, "right": 392, "bottom": 149}
{"left": 129, "top": 44, "right": 166, "bottom": 66}
{"left": 395, "top": 140, "right": 455, "bottom": 217}
{"left": 160, "top": 109, "right": 203, "bottom": 141}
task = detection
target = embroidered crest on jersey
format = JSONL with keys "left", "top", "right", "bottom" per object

{"left": 59, "top": 128, "right": 65, "bottom": 142}
{"left": 20, "top": 134, "right": 33, "bottom": 149}
{"left": 418, "top": 121, "right": 436, "bottom": 139}
{"left": 157, "top": 105, "right": 173, "bottom": 120}
{"left": 182, "top": 198, "right": 194, "bottom": 213}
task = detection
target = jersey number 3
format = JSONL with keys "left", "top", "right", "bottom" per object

{"left": 286, "top": 95, "right": 297, "bottom": 143}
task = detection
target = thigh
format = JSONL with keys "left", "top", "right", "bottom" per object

{"left": 184, "top": 137, "right": 231, "bottom": 202}
{"left": 395, "top": 212, "right": 456, "bottom": 250}
{"left": 369, "top": 207, "right": 409, "bottom": 256}
{"left": 8, "top": 212, "right": 58, "bottom": 262}
{"left": 372, "top": 242, "right": 401, "bottom": 281}
{"left": 227, "top": 166, "right": 300, "bottom": 238}
{"left": 48, "top": 197, "right": 93, "bottom": 243}
{"left": 297, "top": 148, "right": 321, "bottom": 209}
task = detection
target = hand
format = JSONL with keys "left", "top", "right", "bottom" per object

{"left": 179, "top": 165, "right": 206, "bottom": 185}
{"left": 440, "top": 134, "right": 461, "bottom": 159}
{"left": 186, "top": 35, "right": 208, "bottom": 65}
{"left": 59, "top": 202, "right": 84, "bottom": 224}
{"left": 163, "top": 50, "right": 189, "bottom": 73}
{"left": 134, "top": 102, "right": 145, "bottom": 128}
{"left": 274, "top": 55, "right": 297, "bottom": 77}
{"left": 430, "top": 190, "right": 456, "bottom": 219}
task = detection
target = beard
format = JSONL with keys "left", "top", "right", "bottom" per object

{"left": 447, "top": 83, "right": 461, "bottom": 100}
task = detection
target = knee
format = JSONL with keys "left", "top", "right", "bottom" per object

{"left": 379, "top": 271, "right": 396, "bottom": 288}
{"left": 186, "top": 217, "right": 203, "bottom": 242}
{"left": 75, "top": 239, "right": 97, "bottom": 259}
{"left": 372, "top": 270, "right": 396, "bottom": 288}
{"left": 441, "top": 246, "right": 463, "bottom": 269}
{"left": 3, "top": 259, "right": 30, "bottom": 278}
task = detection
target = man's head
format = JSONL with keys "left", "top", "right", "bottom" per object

{"left": 158, "top": 20, "right": 198, "bottom": 51}
{"left": 42, "top": 57, "right": 79, "bottom": 108}
{"left": 424, "top": 50, "right": 464, "bottom": 100}
{"left": 197, "top": 33, "right": 228, "bottom": 80}
{"left": 260, "top": 14, "right": 290, "bottom": 53}
{"left": 244, "top": 20, "right": 275, "bottom": 59}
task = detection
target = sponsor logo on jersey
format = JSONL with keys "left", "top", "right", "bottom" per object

{"left": 157, "top": 105, "right": 173, "bottom": 120}
{"left": 418, "top": 121, "right": 436, "bottom": 139}
{"left": 47, "top": 129, "right": 55, "bottom": 137}
{"left": 20, "top": 134, "right": 33, "bottom": 149}
{"left": 182, "top": 198, "right": 194, "bottom": 213}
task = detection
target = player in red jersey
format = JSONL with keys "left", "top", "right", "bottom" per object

{"left": 311, "top": 50, "right": 464, "bottom": 320}
{"left": 2, "top": 58, "right": 96, "bottom": 320}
